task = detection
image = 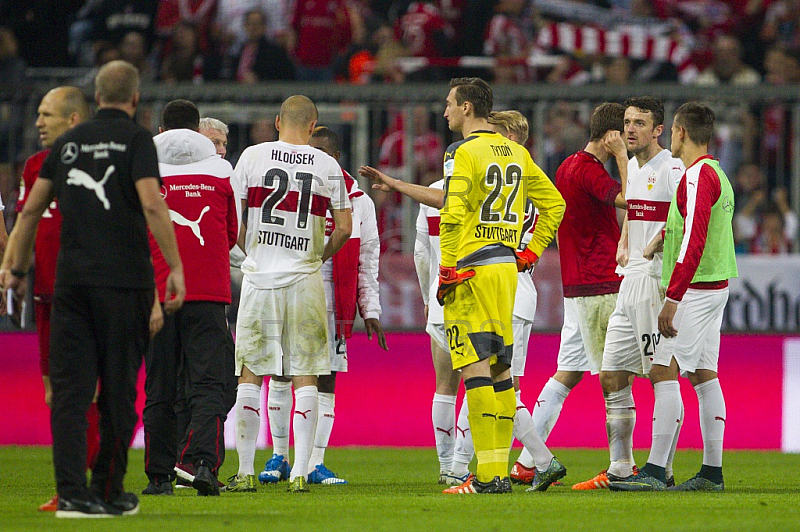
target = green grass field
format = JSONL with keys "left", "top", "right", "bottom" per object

{"left": 2, "top": 446, "right": 799, "bottom": 531}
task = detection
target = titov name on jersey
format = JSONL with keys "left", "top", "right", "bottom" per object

{"left": 258, "top": 230, "right": 310, "bottom": 251}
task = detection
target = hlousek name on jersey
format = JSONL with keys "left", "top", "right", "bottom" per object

{"left": 271, "top": 150, "right": 315, "bottom": 165}
{"left": 258, "top": 230, "right": 310, "bottom": 251}
{"left": 474, "top": 224, "right": 518, "bottom": 244}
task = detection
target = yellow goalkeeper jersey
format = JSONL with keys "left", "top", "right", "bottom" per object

{"left": 440, "top": 130, "right": 564, "bottom": 268}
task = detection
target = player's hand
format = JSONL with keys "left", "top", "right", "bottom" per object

{"left": 515, "top": 248, "right": 539, "bottom": 272}
{"left": 436, "top": 266, "right": 475, "bottom": 306}
{"left": 603, "top": 130, "right": 628, "bottom": 158}
{"left": 616, "top": 241, "right": 629, "bottom": 267}
{"left": 365, "top": 317, "right": 388, "bottom": 351}
{"left": 163, "top": 268, "right": 186, "bottom": 314}
{"left": 359, "top": 166, "right": 397, "bottom": 192}
{"left": 149, "top": 299, "right": 164, "bottom": 338}
{"left": 643, "top": 237, "right": 663, "bottom": 260}
{"left": 658, "top": 300, "right": 679, "bottom": 338}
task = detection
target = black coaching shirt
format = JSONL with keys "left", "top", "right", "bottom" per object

{"left": 38, "top": 108, "right": 161, "bottom": 290}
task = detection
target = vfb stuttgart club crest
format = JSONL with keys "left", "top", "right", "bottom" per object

{"left": 647, "top": 171, "right": 657, "bottom": 191}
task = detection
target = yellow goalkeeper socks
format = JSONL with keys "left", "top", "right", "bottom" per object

{"left": 494, "top": 379, "right": 516, "bottom": 479}
{"left": 464, "top": 376, "right": 497, "bottom": 483}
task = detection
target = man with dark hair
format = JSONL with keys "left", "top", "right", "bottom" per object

{"left": 2, "top": 60, "right": 185, "bottom": 517}
{"left": 234, "top": 9, "right": 295, "bottom": 83}
{"left": 612, "top": 102, "right": 737, "bottom": 492}
{"left": 2, "top": 86, "right": 92, "bottom": 513}
{"left": 160, "top": 99, "right": 201, "bottom": 131}
{"left": 142, "top": 99, "right": 239, "bottom": 497}
{"left": 513, "top": 102, "right": 630, "bottom": 487}
{"left": 574, "top": 96, "right": 685, "bottom": 491}
{"left": 227, "top": 95, "right": 352, "bottom": 494}
{"left": 436, "top": 77, "right": 565, "bottom": 494}
{"left": 261, "top": 126, "right": 385, "bottom": 486}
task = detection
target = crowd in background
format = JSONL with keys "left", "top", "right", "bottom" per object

{"left": 0, "top": 0, "right": 798, "bottom": 255}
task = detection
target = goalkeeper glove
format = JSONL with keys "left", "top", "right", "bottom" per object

{"left": 515, "top": 248, "right": 539, "bottom": 272}
{"left": 436, "top": 266, "right": 475, "bottom": 306}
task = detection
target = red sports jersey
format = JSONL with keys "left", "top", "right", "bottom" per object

{"left": 395, "top": 2, "right": 454, "bottom": 57}
{"left": 556, "top": 150, "right": 622, "bottom": 297}
{"left": 291, "top": 0, "right": 351, "bottom": 67}
{"left": 17, "top": 150, "right": 61, "bottom": 297}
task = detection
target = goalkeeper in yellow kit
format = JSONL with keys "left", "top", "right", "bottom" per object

{"left": 438, "top": 78, "right": 566, "bottom": 494}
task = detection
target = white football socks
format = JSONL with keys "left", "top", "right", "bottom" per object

{"left": 290, "top": 385, "right": 318, "bottom": 481}
{"left": 696, "top": 378, "right": 726, "bottom": 467}
{"left": 648, "top": 380, "right": 683, "bottom": 468}
{"left": 234, "top": 383, "right": 261, "bottom": 477}
{"left": 450, "top": 400, "right": 473, "bottom": 477}
{"left": 267, "top": 379, "right": 292, "bottom": 457}
{"left": 309, "top": 392, "right": 335, "bottom": 470}
{"left": 606, "top": 385, "right": 636, "bottom": 478}
{"left": 513, "top": 390, "right": 554, "bottom": 470}
{"left": 666, "top": 396, "right": 684, "bottom": 479}
{"left": 532, "top": 378, "right": 571, "bottom": 441}
{"left": 432, "top": 394, "right": 457, "bottom": 473}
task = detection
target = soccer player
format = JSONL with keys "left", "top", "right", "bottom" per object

{"left": 438, "top": 78, "right": 564, "bottom": 494}
{"left": 512, "top": 103, "right": 629, "bottom": 486}
{"left": 574, "top": 96, "right": 685, "bottom": 490}
{"left": 3, "top": 86, "right": 92, "bottom": 512}
{"left": 260, "top": 126, "right": 385, "bottom": 486}
{"left": 226, "top": 96, "right": 352, "bottom": 494}
{"left": 610, "top": 102, "right": 737, "bottom": 492}
{"left": 142, "top": 100, "right": 239, "bottom": 496}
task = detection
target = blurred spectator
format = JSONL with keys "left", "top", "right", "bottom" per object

{"left": 76, "top": 40, "right": 121, "bottom": 89}
{"left": 484, "top": 0, "right": 535, "bottom": 83}
{"left": 1, "top": 1, "right": 82, "bottom": 67}
{"left": 378, "top": 106, "right": 444, "bottom": 186}
{"left": 290, "top": 0, "right": 352, "bottom": 81}
{"left": 160, "top": 21, "right": 206, "bottom": 83}
{"left": 542, "top": 101, "right": 586, "bottom": 175}
{"left": 750, "top": 203, "right": 794, "bottom": 254}
{"left": 214, "top": 0, "right": 288, "bottom": 53}
{"left": 230, "top": 116, "right": 277, "bottom": 166}
{"left": 370, "top": 23, "right": 408, "bottom": 83}
{"left": 93, "top": 0, "right": 159, "bottom": 52}
{"left": 602, "top": 56, "right": 632, "bottom": 84}
{"left": 232, "top": 9, "right": 294, "bottom": 83}
{"left": 764, "top": 46, "right": 800, "bottom": 84}
{"left": 119, "top": 31, "right": 156, "bottom": 82}
{"left": 0, "top": 27, "right": 26, "bottom": 89}
{"left": 694, "top": 34, "right": 761, "bottom": 86}
{"left": 733, "top": 163, "right": 798, "bottom": 252}
{"left": 155, "top": 0, "right": 218, "bottom": 53}
{"left": 394, "top": 1, "right": 454, "bottom": 80}
{"left": 760, "top": 0, "right": 800, "bottom": 50}
{"left": 0, "top": 27, "right": 26, "bottom": 164}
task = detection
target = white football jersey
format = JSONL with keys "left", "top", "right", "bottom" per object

{"left": 513, "top": 199, "right": 538, "bottom": 321}
{"left": 233, "top": 140, "right": 350, "bottom": 289}
{"left": 623, "top": 149, "right": 684, "bottom": 278}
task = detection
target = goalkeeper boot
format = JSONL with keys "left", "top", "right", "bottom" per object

{"left": 222, "top": 474, "right": 257, "bottom": 493}
{"left": 608, "top": 469, "right": 667, "bottom": 492}
{"left": 526, "top": 457, "right": 567, "bottom": 492}
{"left": 308, "top": 464, "right": 348, "bottom": 485}
{"left": 258, "top": 454, "right": 291, "bottom": 484}
{"left": 510, "top": 461, "right": 536, "bottom": 485}
{"left": 288, "top": 476, "right": 310, "bottom": 493}
{"left": 668, "top": 473, "right": 724, "bottom": 492}
{"left": 443, "top": 475, "right": 505, "bottom": 494}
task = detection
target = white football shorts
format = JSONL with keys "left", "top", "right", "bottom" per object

{"left": 511, "top": 317, "right": 533, "bottom": 377}
{"left": 557, "top": 293, "right": 618, "bottom": 375}
{"left": 426, "top": 320, "right": 449, "bottom": 354}
{"left": 327, "top": 309, "right": 348, "bottom": 373}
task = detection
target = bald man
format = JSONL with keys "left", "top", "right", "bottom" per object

{"left": 3, "top": 60, "right": 185, "bottom": 517}
{"left": 4, "top": 87, "right": 94, "bottom": 512}
{"left": 226, "top": 95, "right": 352, "bottom": 494}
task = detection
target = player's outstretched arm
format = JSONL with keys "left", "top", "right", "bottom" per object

{"left": 136, "top": 176, "right": 185, "bottom": 314}
{"left": 322, "top": 208, "right": 353, "bottom": 263}
{"left": 359, "top": 166, "right": 445, "bottom": 208}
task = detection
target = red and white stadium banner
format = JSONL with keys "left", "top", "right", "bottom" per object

{"left": 1, "top": 331, "right": 795, "bottom": 451}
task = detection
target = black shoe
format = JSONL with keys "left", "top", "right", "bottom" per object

{"left": 142, "top": 478, "right": 174, "bottom": 496}
{"left": 55, "top": 496, "right": 122, "bottom": 518}
{"left": 193, "top": 465, "right": 220, "bottom": 496}
{"left": 107, "top": 492, "right": 140, "bottom": 516}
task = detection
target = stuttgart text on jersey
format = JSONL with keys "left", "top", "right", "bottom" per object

{"left": 257, "top": 230, "right": 310, "bottom": 251}
{"left": 473, "top": 224, "right": 519, "bottom": 245}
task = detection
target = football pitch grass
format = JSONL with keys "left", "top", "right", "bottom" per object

{"left": 2, "top": 446, "right": 798, "bottom": 531}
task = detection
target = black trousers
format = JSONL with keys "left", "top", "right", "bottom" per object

{"left": 49, "top": 284, "right": 152, "bottom": 501}
{"left": 143, "top": 302, "right": 229, "bottom": 479}
{"left": 174, "top": 322, "right": 237, "bottom": 467}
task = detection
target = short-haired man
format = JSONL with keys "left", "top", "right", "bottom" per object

{"left": 2, "top": 60, "right": 185, "bottom": 517}
{"left": 512, "top": 103, "right": 629, "bottom": 487}
{"left": 438, "top": 78, "right": 564, "bottom": 494}
{"left": 4, "top": 86, "right": 92, "bottom": 512}
{"left": 199, "top": 117, "right": 229, "bottom": 159}
{"left": 226, "top": 95, "right": 352, "bottom": 493}
{"left": 611, "top": 103, "right": 737, "bottom": 492}
{"left": 260, "top": 126, "right": 385, "bottom": 486}
{"left": 575, "top": 96, "right": 685, "bottom": 490}
{"left": 141, "top": 99, "right": 239, "bottom": 496}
